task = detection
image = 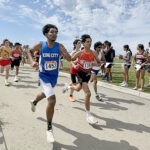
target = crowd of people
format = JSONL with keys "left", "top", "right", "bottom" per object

{"left": 0, "top": 39, "right": 29, "bottom": 85}
{"left": 0, "top": 24, "right": 150, "bottom": 143}
{"left": 63, "top": 39, "right": 150, "bottom": 104}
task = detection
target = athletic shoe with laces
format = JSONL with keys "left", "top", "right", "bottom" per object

{"left": 133, "top": 86, "right": 138, "bottom": 90}
{"left": 138, "top": 88, "right": 144, "bottom": 92}
{"left": 69, "top": 96, "right": 75, "bottom": 102}
{"left": 46, "top": 129, "right": 55, "bottom": 143}
{"left": 62, "top": 83, "right": 69, "bottom": 93}
{"left": 5, "top": 81, "right": 10, "bottom": 86}
{"left": 121, "top": 82, "right": 128, "bottom": 87}
{"left": 30, "top": 100, "right": 36, "bottom": 112}
{"left": 14, "top": 76, "right": 19, "bottom": 82}
{"left": 120, "top": 81, "right": 125, "bottom": 86}
{"left": 86, "top": 114, "right": 98, "bottom": 125}
{"left": 95, "top": 95, "right": 103, "bottom": 101}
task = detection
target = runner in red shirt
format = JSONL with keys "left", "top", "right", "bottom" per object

{"left": 69, "top": 39, "right": 81, "bottom": 102}
{"left": 63, "top": 34, "right": 101, "bottom": 125}
{"left": 11, "top": 42, "right": 22, "bottom": 82}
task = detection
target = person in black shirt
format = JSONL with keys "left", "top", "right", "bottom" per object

{"left": 104, "top": 41, "right": 115, "bottom": 82}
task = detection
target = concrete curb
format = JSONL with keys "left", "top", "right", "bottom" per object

{"left": 59, "top": 72, "right": 150, "bottom": 100}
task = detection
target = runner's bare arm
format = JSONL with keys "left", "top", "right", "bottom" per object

{"left": 10, "top": 50, "right": 14, "bottom": 60}
{"left": 93, "top": 51, "right": 101, "bottom": 64}
{"left": 132, "top": 54, "right": 136, "bottom": 66}
{"left": 101, "top": 51, "right": 106, "bottom": 63}
{"left": 59, "top": 44, "right": 71, "bottom": 61}
{"left": 71, "top": 51, "right": 82, "bottom": 61}
{"left": 28, "top": 42, "right": 41, "bottom": 67}
{"left": 0, "top": 46, "right": 3, "bottom": 59}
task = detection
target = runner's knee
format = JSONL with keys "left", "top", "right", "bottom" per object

{"left": 47, "top": 95, "right": 56, "bottom": 106}
{"left": 85, "top": 91, "right": 91, "bottom": 98}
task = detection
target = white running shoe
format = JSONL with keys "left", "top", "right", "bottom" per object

{"left": 121, "top": 82, "right": 128, "bottom": 87}
{"left": 30, "top": 100, "right": 36, "bottom": 112}
{"left": 87, "top": 115, "right": 98, "bottom": 125}
{"left": 14, "top": 76, "right": 19, "bottom": 82}
{"left": 133, "top": 86, "right": 138, "bottom": 90}
{"left": 95, "top": 95, "right": 103, "bottom": 101}
{"left": 46, "top": 130, "right": 55, "bottom": 143}
{"left": 5, "top": 81, "right": 10, "bottom": 86}
{"left": 62, "top": 83, "right": 69, "bottom": 93}
{"left": 120, "top": 81, "right": 125, "bottom": 86}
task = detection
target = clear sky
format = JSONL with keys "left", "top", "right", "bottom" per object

{"left": 0, "top": 0, "right": 150, "bottom": 54}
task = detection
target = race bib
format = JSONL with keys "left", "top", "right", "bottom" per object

{"left": 14, "top": 54, "right": 19, "bottom": 57}
{"left": 4, "top": 54, "right": 8, "bottom": 59}
{"left": 44, "top": 61, "right": 57, "bottom": 71}
{"left": 83, "top": 62, "right": 92, "bottom": 69}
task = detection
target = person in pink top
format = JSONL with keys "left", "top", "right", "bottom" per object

{"left": 133, "top": 44, "right": 149, "bottom": 91}
{"left": 146, "top": 42, "right": 150, "bottom": 88}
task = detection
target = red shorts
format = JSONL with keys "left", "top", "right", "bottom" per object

{"left": 0, "top": 59, "right": 11, "bottom": 67}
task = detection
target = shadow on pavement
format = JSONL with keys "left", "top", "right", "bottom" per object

{"left": 58, "top": 75, "right": 68, "bottom": 79}
{"left": 52, "top": 123, "right": 139, "bottom": 150}
{"left": 100, "top": 93, "right": 145, "bottom": 106}
{"left": 21, "top": 69, "right": 36, "bottom": 73}
{"left": 56, "top": 83, "right": 65, "bottom": 87}
{"left": 78, "top": 99, "right": 128, "bottom": 111}
{"left": 20, "top": 80, "right": 38, "bottom": 84}
{"left": 12, "top": 84, "right": 38, "bottom": 89}
{"left": 36, "top": 117, "right": 139, "bottom": 150}
{"left": 18, "top": 75, "right": 32, "bottom": 79}
{"left": 19, "top": 72, "right": 31, "bottom": 75}
{"left": 73, "top": 107, "right": 150, "bottom": 133}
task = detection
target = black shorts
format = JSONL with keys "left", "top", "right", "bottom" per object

{"left": 77, "top": 71, "right": 91, "bottom": 84}
{"left": 11, "top": 59, "right": 20, "bottom": 68}
{"left": 124, "top": 64, "right": 131, "bottom": 69}
{"left": 107, "top": 64, "right": 113, "bottom": 68}
{"left": 71, "top": 74, "right": 77, "bottom": 84}
{"left": 105, "top": 63, "right": 113, "bottom": 69}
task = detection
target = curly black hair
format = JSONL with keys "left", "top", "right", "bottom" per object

{"left": 81, "top": 34, "right": 91, "bottom": 43}
{"left": 42, "top": 24, "right": 58, "bottom": 35}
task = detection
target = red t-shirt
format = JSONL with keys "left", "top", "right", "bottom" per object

{"left": 12, "top": 49, "right": 21, "bottom": 60}
{"left": 70, "top": 63, "right": 78, "bottom": 74}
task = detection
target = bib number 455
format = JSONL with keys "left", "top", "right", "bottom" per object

{"left": 44, "top": 61, "right": 57, "bottom": 71}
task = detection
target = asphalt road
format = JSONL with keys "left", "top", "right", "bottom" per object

{"left": 0, "top": 64, "right": 150, "bottom": 150}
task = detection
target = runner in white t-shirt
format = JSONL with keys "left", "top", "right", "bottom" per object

{"left": 90, "top": 41, "right": 105, "bottom": 101}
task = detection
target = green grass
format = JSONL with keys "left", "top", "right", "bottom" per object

{"left": 62, "top": 59, "right": 150, "bottom": 94}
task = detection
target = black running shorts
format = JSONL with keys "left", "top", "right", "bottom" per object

{"left": 77, "top": 71, "right": 91, "bottom": 84}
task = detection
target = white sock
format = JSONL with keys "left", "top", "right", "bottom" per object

{"left": 67, "top": 86, "right": 71, "bottom": 90}
{"left": 5, "top": 79, "right": 8, "bottom": 82}
{"left": 95, "top": 93, "right": 98, "bottom": 96}
{"left": 86, "top": 110, "right": 91, "bottom": 117}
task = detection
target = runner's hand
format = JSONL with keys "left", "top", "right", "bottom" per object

{"left": 141, "top": 63, "right": 145, "bottom": 67}
{"left": 32, "top": 61, "right": 39, "bottom": 69}
{"left": 11, "top": 57, "right": 14, "bottom": 61}
{"left": 119, "top": 55, "right": 123, "bottom": 59}
{"left": 74, "top": 64, "right": 79, "bottom": 69}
